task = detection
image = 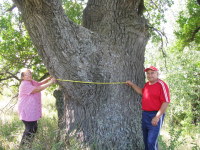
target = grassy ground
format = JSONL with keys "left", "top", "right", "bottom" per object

{"left": 0, "top": 91, "right": 61, "bottom": 150}
{"left": 0, "top": 89, "right": 199, "bottom": 150}
{"left": 159, "top": 124, "right": 200, "bottom": 150}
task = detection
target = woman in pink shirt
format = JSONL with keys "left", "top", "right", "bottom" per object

{"left": 18, "top": 69, "right": 56, "bottom": 146}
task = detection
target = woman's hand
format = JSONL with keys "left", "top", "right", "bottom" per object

{"left": 32, "top": 77, "right": 57, "bottom": 93}
{"left": 50, "top": 77, "right": 56, "bottom": 84}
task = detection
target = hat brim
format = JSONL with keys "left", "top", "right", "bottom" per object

{"left": 144, "top": 68, "right": 158, "bottom": 72}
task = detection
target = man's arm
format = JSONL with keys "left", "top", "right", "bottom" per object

{"left": 151, "top": 102, "right": 169, "bottom": 126}
{"left": 126, "top": 80, "right": 142, "bottom": 95}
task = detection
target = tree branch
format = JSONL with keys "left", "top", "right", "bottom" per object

{"left": 39, "top": 72, "right": 50, "bottom": 81}
{"left": 6, "top": 4, "right": 16, "bottom": 12}
{"left": 147, "top": 25, "right": 168, "bottom": 70}
{"left": 187, "top": 26, "right": 200, "bottom": 42}
{"left": 0, "top": 76, "right": 14, "bottom": 82}
{"left": 197, "top": 0, "right": 200, "bottom": 5}
{"left": 138, "top": 0, "right": 146, "bottom": 16}
{"left": 6, "top": 71, "right": 20, "bottom": 81}
{"left": 0, "top": 71, "right": 20, "bottom": 82}
{"left": 0, "top": 94, "right": 18, "bottom": 114}
{"left": 147, "top": 25, "right": 168, "bottom": 57}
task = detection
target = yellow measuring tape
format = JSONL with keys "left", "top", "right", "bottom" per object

{"left": 57, "top": 79, "right": 126, "bottom": 84}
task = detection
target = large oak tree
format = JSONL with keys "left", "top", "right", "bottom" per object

{"left": 12, "top": 0, "right": 149, "bottom": 149}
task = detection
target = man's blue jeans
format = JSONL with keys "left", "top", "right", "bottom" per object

{"left": 142, "top": 111, "right": 165, "bottom": 150}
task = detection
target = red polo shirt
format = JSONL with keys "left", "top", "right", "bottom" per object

{"left": 142, "top": 79, "right": 170, "bottom": 111}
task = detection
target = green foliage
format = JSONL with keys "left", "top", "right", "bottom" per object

{"left": 29, "top": 118, "right": 64, "bottom": 150}
{"left": 158, "top": 122, "right": 200, "bottom": 150}
{"left": 164, "top": 1, "right": 200, "bottom": 129}
{"left": 145, "top": 0, "right": 200, "bottom": 134}
{"left": 0, "top": 114, "right": 23, "bottom": 149}
{"left": 0, "top": 116, "right": 22, "bottom": 141}
{"left": 0, "top": 2, "right": 46, "bottom": 90}
{"left": 144, "top": 0, "right": 174, "bottom": 25}
{"left": 191, "top": 136, "right": 200, "bottom": 150}
{"left": 145, "top": 1, "right": 200, "bottom": 147}
{"left": 166, "top": 51, "right": 200, "bottom": 132}
{"left": 158, "top": 127, "right": 185, "bottom": 150}
{"left": 0, "top": 0, "right": 84, "bottom": 89}
{"left": 175, "top": 0, "right": 200, "bottom": 50}
{"left": 0, "top": 93, "right": 85, "bottom": 150}
{"left": 146, "top": 45, "right": 200, "bottom": 127}
{"left": 62, "top": 0, "right": 84, "bottom": 25}
{"left": 167, "top": 126, "right": 185, "bottom": 149}
{"left": 144, "top": 0, "right": 174, "bottom": 43}
{"left": 145, "top": 44, "right": 200, "bottom": 149}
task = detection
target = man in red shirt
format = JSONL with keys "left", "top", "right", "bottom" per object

{"left": 126, "top": 66, "right": 170, "bottom": 150}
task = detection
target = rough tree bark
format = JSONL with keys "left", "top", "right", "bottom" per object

{"left": 13, "top": 0, "right": 149, "bottom": 149}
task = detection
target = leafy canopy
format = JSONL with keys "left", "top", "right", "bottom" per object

{"left": 175, "top": 0, "right": 200, "bottom": 50}
{"left": 0, "top": 0, "right": 84, "bottom": 90}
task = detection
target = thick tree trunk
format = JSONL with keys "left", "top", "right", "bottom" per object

{"left": 13, "top": 0, "right": 149, "bottom": 149}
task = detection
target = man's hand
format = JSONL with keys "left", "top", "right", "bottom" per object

{"left": 126, "top": 80, "right": 134, "bottom": 87}
{"left": 126, "top": 80, "right": 142, "bottom": 95}
{"left": 151, "top": 116, "right": 160, "bottom": 126}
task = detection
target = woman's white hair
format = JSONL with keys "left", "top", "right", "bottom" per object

{"left": 20, "top": 68, "right": 33, "bottom": 79}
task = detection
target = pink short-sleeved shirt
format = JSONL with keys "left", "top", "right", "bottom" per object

{"left": 18, "top": 80, "right": 42, "bottom": 121}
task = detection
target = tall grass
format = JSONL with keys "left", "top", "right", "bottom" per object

{"left": 0, "top": 91, "right": 66, "bottom": 150}
{"left": 0, "top": 90, "right": 199, "bottom": 150}
{"left": 158, "top": 117, "right": 200, "bottom": 150}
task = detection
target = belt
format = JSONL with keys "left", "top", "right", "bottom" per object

{"left": 142, "top": 110, "right": 158, "bottom": 113}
